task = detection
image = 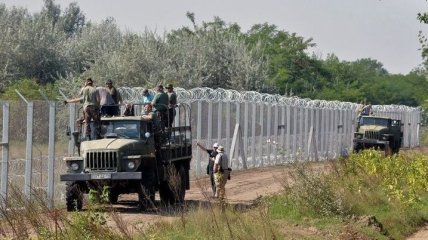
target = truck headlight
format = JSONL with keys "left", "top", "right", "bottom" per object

{"left": 145, "top": 132, "right": 151, "bottom": 138}
{"left": 354, "top": 133, "right": 363, "bottom": 139}
{"left": 127, "top": 161, "right": 135, "bottom": 170}
{"left": 71, "top": 162, "right": 79, "bottom": 171}
{"left": 66, "top": 161, "right": 82, "bottom": 172}
{"left": 381, "top": 135, "right": 389, "bottom": 140}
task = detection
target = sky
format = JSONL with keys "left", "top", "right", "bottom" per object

{"left": 3, "top": 0, "right": 428, "bottom": 74}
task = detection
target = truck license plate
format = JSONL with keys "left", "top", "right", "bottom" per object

{"left": 91, "top": 173, "right": 111, "bottom": 180}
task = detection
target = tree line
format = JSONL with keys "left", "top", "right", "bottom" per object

{"left": 1, "top": 0, "right": 427, "bottom": 110}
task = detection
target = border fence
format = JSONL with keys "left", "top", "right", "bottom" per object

{"left": 0, "top": 87, "right": 421, "bottom": 207}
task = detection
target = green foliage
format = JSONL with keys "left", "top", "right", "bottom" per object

{"left": 0, "top": 78, "right": 59, "bottom": 100}
{"left": 268, "top": 151, "right": 428, "bottom": 239}
{"left": 348, "top": 150, "right": 428, "bottom": 205}
{"left": 88, "top": 186, "right": 110, "bottom": 204}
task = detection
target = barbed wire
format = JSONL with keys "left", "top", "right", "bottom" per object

{"left": 118, "top": 87, "right": 420, "bottom": 113}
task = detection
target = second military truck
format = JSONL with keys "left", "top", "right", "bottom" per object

{"left": 353, "top": 115, "right": 403, "bottom": 154}
{"left": 60, "top": 104, "right": 192, "bottom": 211}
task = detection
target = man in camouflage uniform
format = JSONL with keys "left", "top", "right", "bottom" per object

{"left": 213, "top": 146, "right": 230, "bottom": 200}
{"left": 66, "top": 78, "right": 101, "bottom": 140}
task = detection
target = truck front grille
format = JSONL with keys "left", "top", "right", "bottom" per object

{"left": 86, "top": 151, "right": 118, "bottom": 171}
{"left": 364, "top": 131, "right": 379, "bottom": 140}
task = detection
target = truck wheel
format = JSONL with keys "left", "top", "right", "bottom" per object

{"left": 384, "top": 144, "right": 392, "bottom": 156}
{"left": 66, "top": 182, "right": 83, "bottom": 211}
{"left": 159, "top": 181, "right": 173, "bottom": 205}
{"left": 109, "top": 188, "right": 119, "bottom": 204}
{"left": 353, "top": 143, "right": 362, "bottom": 153}
{"left": 138, "top": 183, "right": 155, "bottom": 211}
{"left": 160, "top": 164, "right": 186, "bottom": 205}
{"left": 175, "top": 165, "right": 186, "bottom": 204}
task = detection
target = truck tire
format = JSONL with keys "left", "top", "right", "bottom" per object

{"left": 159, "top": 181, "right": 173, "bottom": 205}
{"left": 66, "top": 182, "right": 83, "bottom": 211}
{"left": 109, "top": 188, "right": 119, "bottom": 204}
{"left": 353, "top": 142, "right": 362, "bottom": 153}
{"left": 160, "top": 164, "right": 186, "bottom": 205}
{"left": 138, "top": 182, "right": 155, "bottom": 211}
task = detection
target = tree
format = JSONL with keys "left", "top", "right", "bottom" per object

{"left": 245, "top": 23, "right": 327, "bottom": 95}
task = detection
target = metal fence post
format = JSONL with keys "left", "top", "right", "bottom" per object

{"left": 196, "top": 101, "right": 202, "bottom": 175}
{"left": 251, "top": 103, "right": 256, "bottom": 167}
{"left": 24, "top": 102, "right": 34, "bottom": 199}
{"left": 1, "top": 102, "right": 10, "bottom": 205}
{"left": 266, "top": 104, "right": 271, "bottom": 165}
{"left": 47, "top": 102, "right": 56, "bottom": 209}
{"left": 259, "top": 103, "right": 264, "bottom": 166}
{"left": 207, "top": 102, "right": 213, "bottom": 150}
{"left": 217, "top": 102, "right": 222, "bottom": 144}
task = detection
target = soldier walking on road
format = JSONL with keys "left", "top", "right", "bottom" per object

{"left": 196, "top": 142, "right": 218, "bottom": 196}
{"left": 213, "top": 146, "right": 230, "bottom": 200}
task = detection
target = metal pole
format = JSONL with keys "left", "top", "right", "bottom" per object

{"left": 217, "top": 102, "right": 222, "bottom": 144}
{"left": 251, "top": 104, "right": 256, "bottom": 167}
{"left": 259, "top": 104, "right": 264, "bottom": 166}
{"left": 266, "top": 104, "right": 271, "bottom": 165}
{"left": 273, "top": 105, "right": 278, "bottom": 164}
{"left": 244, "top": 102, "right": 249, "bottom": 165}
{"left": 24, "top": 102, "right": 34, "bottom": 199}
{"left": 196, "top": 101, "right": 202, "bottom": 175}
{"left": 207, "top": 102, "right": 213, "bottom": 150}
{"left": 47, "top": 102, "right": 56, "bottom": 209}
{"left": 1, "top": 102, "right": 10, "bottom": 205}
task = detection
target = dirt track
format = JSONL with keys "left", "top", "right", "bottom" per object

{"left": 108, "top": 165, "right": 288, "bottom": 231}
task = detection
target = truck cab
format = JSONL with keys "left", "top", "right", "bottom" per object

{"left": 353, "top": 116, "right": 403, "bottom": 154}
{"left": 61, "top": 104, "right": 192, "bottom": 211}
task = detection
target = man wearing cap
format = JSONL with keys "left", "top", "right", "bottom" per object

{"left": 166, "top": 84, "right": 177, "bottom": 127}
{"left": 106, "top": 79, "right": 122, "bottom": 116}
{"left": 65, "top": 78, "right": 101, "bottom": 140}
{"left": 152, "top": 85, "right": 169, "bottom": 130}
{"left": 196, "top": 142, "right": 219, "bottom": 196}
{"left": 213, "top": 145, "right": 230, "bottom": 199}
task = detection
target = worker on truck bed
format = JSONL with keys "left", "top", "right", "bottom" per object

{"left": 65, "top": 78, "right": 101, "bottom": 140}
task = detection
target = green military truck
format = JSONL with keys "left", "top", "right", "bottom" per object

{"left": 353, "top": 115, "right": 403, "bottom": 154}
{"left": 60, "top": 104, "right": 192, "bottom": 211}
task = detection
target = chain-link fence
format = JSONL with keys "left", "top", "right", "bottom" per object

{"left": 0, "top": 87, "right": 421, "bottom": 207}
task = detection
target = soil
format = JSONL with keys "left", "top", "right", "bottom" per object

{"left": 106, "top": 164, "right": 288, "bottom": 231}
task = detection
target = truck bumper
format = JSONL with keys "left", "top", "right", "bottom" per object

{"left": 60, "top": 172, "right": 142, "bottom": 181}
{"left": 353, "top": 139, "right": 389, "bottom": 145}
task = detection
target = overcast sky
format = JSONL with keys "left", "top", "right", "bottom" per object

{"left": 3, "top": 0, "right": 428, "bottom": 74}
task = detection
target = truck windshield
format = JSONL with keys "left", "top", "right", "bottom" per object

{"left": 360, "top": 117, "right": 389, "bottom": 126}
{"left": 101, "top": 120, "right": 141, "bottom": 139}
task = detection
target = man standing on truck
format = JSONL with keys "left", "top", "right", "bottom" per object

{"left": 97, "top": 86, "right": 115, "bottom": 117}
{"left": 65, "top": 78, "right": 101, "bottom": 140}
{"left": 213, "top": 146, "right": 230, "bottom": 200}
{"left": 196, "top": 142, "right": 218, "bottom": 196}
{"left": 152, "top": 85, "right": 169, "bottom": 130}
{"left": 166, "top": 84, "right": 177, "bottom": 128}
{"left": 106, "top": 79, "right": 122, "bottom": 116}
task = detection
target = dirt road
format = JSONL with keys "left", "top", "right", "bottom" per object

{"left": 108, "top": 165, "right": 287, "bottom": 231}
